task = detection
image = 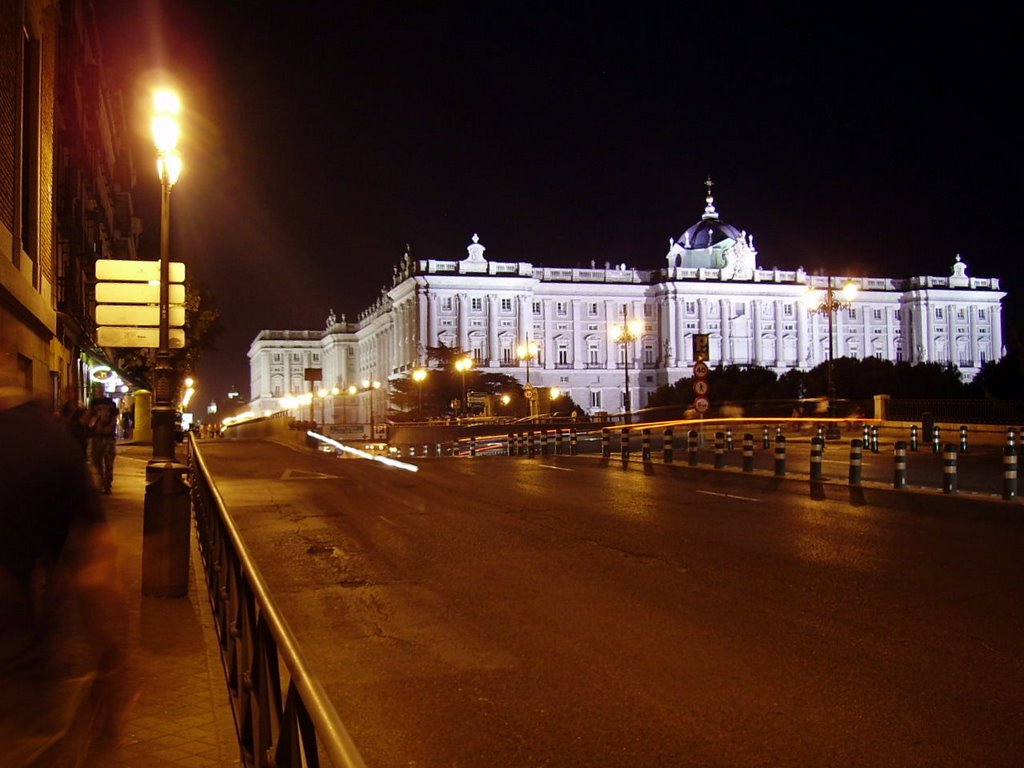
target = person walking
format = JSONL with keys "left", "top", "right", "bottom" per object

{"left": 2, "top": 356, "right": 132, "bottom": 766}
{"left": 88, "top": 385, "right": 118, "bottom": 494}
{"left": 55, "top": 385, "right": 90, "bottom": 456}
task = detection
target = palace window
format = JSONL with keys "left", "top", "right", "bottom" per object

{"left": 847, "top": 308, "right": 857, "bottom": 319}
{"left": 978, "top": 308, "right": 986, "bottom": 320}
{"left": 587, "top": 342, "right": 600, "bottom": 365}
{"left": 501, "top": 297, "right": 513, "bottom": 312}
{"left": 471, "top": 297, "right": 483, "bottom": 311}
{"left": 590, "top": 390, "right": 602, "bottom": 409}
{"left": 644, "top": 304, "right": 653, "bottom": 317}
{"left": 442, "top": 297, "right": 453, "bottom": 311}
{"left": 533, "top": 301, "right": 541, "bottom": 314}
{"left": 935, "top": 308, "right": 944, "bottom": 319}
{"left": 557, "top": 343, "right": 570, "bottom": 365}
{"left": 685, "top": 301, "right": 696, "bottom": 314}
{"left": 556, "top": 302, "right": 568, "bottom": 316}
{"left": 783, "top": 303, "right": 794, "bottom": 317}
{"left": 588, "top": 303, "right": 599, "bottom": 316}
{"left": 873, "top": 309, "right": 882, "bottom": 321}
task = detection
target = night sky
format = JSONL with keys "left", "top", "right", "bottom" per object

{"left": 95, "top": 1, "right": 1021, "bottom": 409}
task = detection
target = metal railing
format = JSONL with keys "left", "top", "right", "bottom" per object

{"left": 188, "top": 435, "right": 368, "bottom": 768}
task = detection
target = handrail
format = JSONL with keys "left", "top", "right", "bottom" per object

{"left": 188, "top": 434, "right": 368, "bottom": 768}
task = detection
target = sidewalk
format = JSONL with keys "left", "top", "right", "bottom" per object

{"left": 93, "top": 441, "right": 241, "bottom": 768}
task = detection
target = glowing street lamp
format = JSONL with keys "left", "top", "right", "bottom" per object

{"left": 454, "top": 356, "right": 473, "bottom": 417}
{"left": 800, "top": 276, "right": 859, "bottom": 438}
{"left": 412, "top": 368, "right": 428, "bottom": 418}
{"left": 150, "top": 88, "right": 183, "bottom": 462}
{"left": 516, "top": 339, "right": 539, "bottom": 385}
{"left": 361, "top": 379, "right": 381, "bottom": 438}
{"left": 610, "top": 306, "right": 643, "bottom": 424}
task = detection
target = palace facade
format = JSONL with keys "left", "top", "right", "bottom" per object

{"left": 248, "top": 189, "right": 1005, "bottom": 421}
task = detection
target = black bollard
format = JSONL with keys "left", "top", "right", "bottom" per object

{"left": 601, "top": 428, "right": 611, "bottom": 458}
{"left": 910, "top": 424, "right": 918, "bottom": 452}
{"left": 810, "top": 436, "right": 824, "bottom": 481}
{"left": 725, "top": 428, "right": 734, "bottom": 450}
{"left": 774, "top": 434, "right": 787, "bottom": 477}
{"left": 893, "top": 440, "right": 907, "bottom": 488}
{"left": 932, "top": 425, "right": 941, "bottom": 454}
{"left": 849, "top": 439, "right": 863, "bottom": 485}
{"left": 621, "top": 427, "right": 631, "bottom": 461}
{"left": 742, "top": 434, "right": 754, "bottom": 472}
{"left": 1003, "top": 446, "right": 1018, "bottom": 500}
{"left": 528, "top": 431, "right": 536, "bottom": 457}
{"left": 642, "top": 428, "right": 652, "bottom": 461}
{"left": 570, "top": 428, "right": 578, "bottom": 455}
{"left": 763, "top": 425, "right": 770, "bottom": 449}
{"left": 714, "top": 431, "right": 725, "bottom": 469}
{"left": 943, "top": 443, "right": 957, "bottom": 494}
{"left": 960, "top": 425, "right": 968, "bottom": 453}
{"left": 870, "top": 424, "right": 879, "bottom": 453}
{"left": 470, "top": 436, "right": 477, "bottom": 457}
{"left": 663, "top": 428, "right": 673, "bottom": 463}
{"left": 688, "top": 430, "right": 699, "bottom": 466}
{"left": 507, "top": 433, "right": 515, "bottom": 456}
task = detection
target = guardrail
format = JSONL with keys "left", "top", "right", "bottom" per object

{"left": 188, "top": 434, "right": 368, "bottom": 768}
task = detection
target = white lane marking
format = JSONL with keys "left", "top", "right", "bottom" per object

{"left": 538, "top": 464, "right": 573, "bottom": 471}
{"left": 378, "top": 515, "right": 398, "bottom": 527}
{"left": 696, "top": 489, "right": 760, "bottom": 502}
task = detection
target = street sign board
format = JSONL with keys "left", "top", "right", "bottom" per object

{"left": 96, "top": 304, "right": 185, "bottom": 327}
{"left": 96, "top": 282, "right": 185, "bottom": 305}
{"left": 694, "top": 396, "right": 710, "bottom": 414}
{"left": 98, "top": 326, "right": 185, "bottom": 349}
{"left": 96, "top": 259, "right": 185, "bottom": 283}
{"left": 693, "top": 379, "right": 709, "bottom": 396}
{"left": 693, "top": 361, "right": 709, "bottom": 378}
{"left": 693, "top": 333, "right": 710, "bottom": 361}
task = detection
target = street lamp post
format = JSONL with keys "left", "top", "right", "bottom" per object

{"left": 801, "top": 276, "right": 859, "bottom": 438}
{"left": 412, "top": 368, "right": 427, "bottom": 419}
{"left": 361, "top": 379, "right": 381, "bottom": 439}
{"left": 454, "top": 356, "right": 473, "bottom": 418}
{"left": 151, "top": 89, "right": 183, "bottom": 462}
{"left": 610, "top": 306, "right": 643, "bottom": 424}
{"left": 143, "top": 88, "right": 188, "bottom": 598}
{"left": 516, "top": 339, "right": 539, "bottom": 416}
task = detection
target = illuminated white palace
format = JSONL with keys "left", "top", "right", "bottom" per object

{"left": 248, "top": 187, "right": 1005, "bottom": 420}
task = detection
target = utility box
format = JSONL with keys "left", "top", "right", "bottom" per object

{"left": 142, "top": 461, "right": 191, "bottom": 597}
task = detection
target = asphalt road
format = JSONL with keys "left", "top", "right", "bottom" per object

{"left": 197, "top": 438, "right": 1024, "bottom": 767}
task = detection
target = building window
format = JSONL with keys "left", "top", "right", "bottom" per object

{"left": 644, "top": 344, "right": 655, "bottom": 364}
{"left": 587, "top": 343, "right": 599, "bottom": 365}
{"left": 644, "top": 304, "right": 653, "bottom": 317}
{"left": 588, "top": 303, "right": 598, "bottom": 316}
{"left": 685, "top": 301, "right": 696, "bottom": 314}
{"left": 783, "top": 303, "right": 794, "bottom": 317}
{"left": 956, "top": 308, "right": 966, "bottom": 320}
{"left": 502, "top": 347, "right": 513, "bottom": 364}
{"left": 273, "top": 353, "right": 281, "bottom": 362}
{"left": 312, "top": 354, "right": 320, "bottom": 363}
{"left": 847, "top": 308, "right": 857, "bottom": 319}
{"left": 895, "top": 309, "right": 902, "bottom": 321}
{"left": 442, "top": 297, "right": 453, "bottom": 311}
{"left": 872, "top": 309, "right": 882, "bottom": 321}
{"left": 935, "top": 308, "right": 943, "bottom": 319}
{"left": 533, "top": 301, "right": 541, "bottom": 314}
{"left": 556, "top": 302, "right": 568, "bottom": 316}
{"left": 471, "top": 297, "right": 483, "bottom": 311}
{"left": 978, "top": 308, "right": 986, "bottom": 320}
{"left": 590, "top": 390, "right": 602, "bottom": 409}
{"left": 557, "top": 343, "right": 569, "bottom": 365}
{"left": 501, "top": 298, "right": 513, "bottom": 312}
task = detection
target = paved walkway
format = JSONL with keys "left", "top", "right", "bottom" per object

{"left": 92, "top": 442, "right": 240, "bottom": 768}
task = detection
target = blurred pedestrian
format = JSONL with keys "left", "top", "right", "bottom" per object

{"left": 55, "top": 385, "right": 90, "bottom": 456}
{"left": 88, "top": 385, "right": 118, "bottom": 494}
{"left": 1, "top": 358, "right": 132, "bottom": 766}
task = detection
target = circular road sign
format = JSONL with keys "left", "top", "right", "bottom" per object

{"left": 693, "top": 380, "right": 709, "bottom": 396}
{"left": 693, "top": 361, "right": 710, "bottom": 378}
{"left": 694, "top": 396, "right": 711, "bottom": 414}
